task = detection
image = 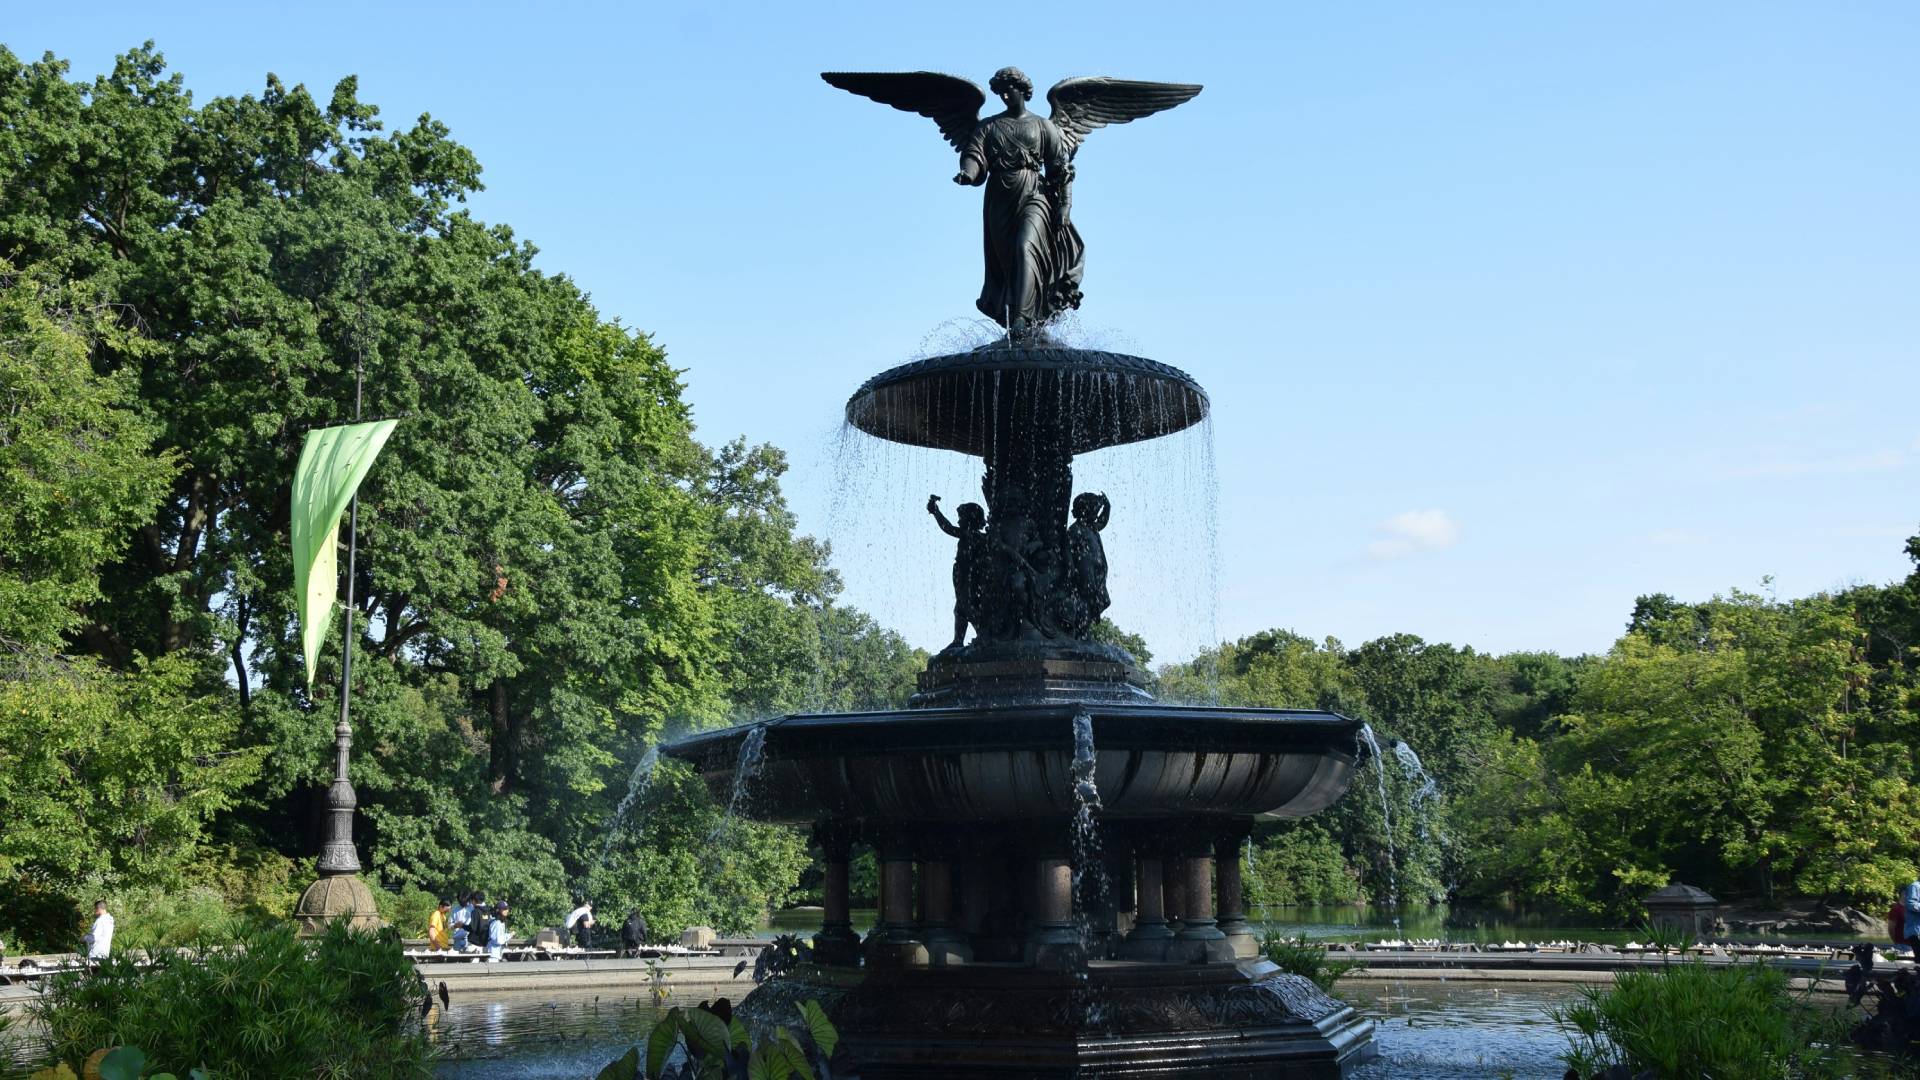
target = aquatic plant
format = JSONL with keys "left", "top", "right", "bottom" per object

{"left": 26, "top": 921, "right": 430, "bottom": 1079}
{"left": 29, "top": 1046, "right": 210, "bottom": 1080}
{"left": 734, "top": 934, "right": 812, "bottom": 984}
{"left": 596, "top": 997, "right": 844, "bottom": 1080}
{"left": 1555, "top": 961, "right": 1852, "bottom": 1079}
{"left": 1259, "top": 933, "right": 1363, "bottom": 993}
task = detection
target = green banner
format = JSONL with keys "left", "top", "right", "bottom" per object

{"left": 292, "top": 420, "right": 398, "bottom": 688}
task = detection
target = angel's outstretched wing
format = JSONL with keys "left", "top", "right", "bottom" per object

{"left": 1046, "top": 78, "right": 1203, "bottom": 159}
{"left": 821, "top": 72, "right": 986, "bottom": 151}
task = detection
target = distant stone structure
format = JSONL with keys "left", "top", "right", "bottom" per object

{"left": 1643, "top": 882, "right": 1719, "bottom": 938}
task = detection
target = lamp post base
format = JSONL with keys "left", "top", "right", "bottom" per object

{"left": 293, "top": 872, "right": 383, "bottom": 937}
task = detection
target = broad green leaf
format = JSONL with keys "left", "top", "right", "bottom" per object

{"left": 96, "top": 1047, "right": 145, "bottom": 1080}
{"left": 798, "top": 1000, "right": 838, "bottom": 1059}
{"left": 646, "top": 1012, "right": 682, "bottom": 1076}
{"left": 685, "top": 1008, "right": 731, "bottom": 1059}
{"left": 728, "top": 1017, "right": 750, "bottom": 1049}
{"left": 745, "top": 1044, "right": 792, "bottom": 1080}
{"left": 775, "top": 1030, "right": 816, "bottom": 1080}
{"left": 592, "top": 1046, "right": 639, "bottom": 1080}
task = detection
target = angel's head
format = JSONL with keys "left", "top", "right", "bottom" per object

{"left": 989, "top": 67, "right": 1033, "bottom": 105}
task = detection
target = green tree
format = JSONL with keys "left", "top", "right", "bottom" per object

{"left": 0, "top": 263, "right": 174, "bottom": 648}
{"left": 0, "top": 649, "right": 261, "bottom": 948}
{"left": 0, "top": 44, "right": 898, "bottom": 931}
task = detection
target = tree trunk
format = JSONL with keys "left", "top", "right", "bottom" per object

{"left": 231, "top": 593, "right": 252, "bottom": 721}
{"left": 487, "top": 680, "right": 517, "bottom": 795}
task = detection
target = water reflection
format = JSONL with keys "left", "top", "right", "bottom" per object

{"left": 424, "top": 981, "right": 1588, "bottom": 1079}
{"left": 429, "top": 990, "right": 664, "bottom": 1079}
{"left": 1344, "top": 980, "right": 1581, "bottom": 1080}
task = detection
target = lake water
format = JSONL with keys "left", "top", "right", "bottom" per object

{"left": 426, "top": 979, "right": 1589, "bottom": 1079}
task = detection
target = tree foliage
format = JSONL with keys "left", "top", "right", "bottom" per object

{"left": 1171, "top": 546, "right": 1920, "bottom": 916}
{"left": 0, "top": 263, "right": 174, "bottom": 649}
{"left": 0, "top": 44, "right": 917, "bottom": 947}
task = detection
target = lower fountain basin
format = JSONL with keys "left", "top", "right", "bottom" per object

{"left": 661, "top": 704, "right": 1362, "bottom": 824}
{"left": 737, "top": 958, "right": 1377, "bottom": 1079}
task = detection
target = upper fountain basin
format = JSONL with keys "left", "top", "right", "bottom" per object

{"left": 660, "top": 703, "right": 1362, "bottom": 825}
{"left": 845, "top": 344, "right": 1209, "bottom": 455}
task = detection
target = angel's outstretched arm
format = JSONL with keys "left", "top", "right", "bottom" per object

{"left": 955, "top": 125, "right": 987, "bottom": 186}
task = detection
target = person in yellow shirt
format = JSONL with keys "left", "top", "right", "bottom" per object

{"left": 428, "top": 897, "right": 452, "bottom": 950}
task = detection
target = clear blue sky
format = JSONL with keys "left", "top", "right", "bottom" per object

{"left": 12, "top": 2, "right": 1917, "bottom": 660}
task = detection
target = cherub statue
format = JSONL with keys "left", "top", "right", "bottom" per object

{"left": 823, "top": 68, "right": 1201, "bottom": 337}
{"left": 927, "top": 494, "right": 988, "bottom": 650}
{"left": 1064, "top": 491, "right": 1111, "bottom": 636}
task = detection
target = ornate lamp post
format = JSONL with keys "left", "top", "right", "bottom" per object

{"left": 292, "top": 356, "right": 385, "bottom": 934}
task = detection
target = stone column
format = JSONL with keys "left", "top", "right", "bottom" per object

{"left": 1175, "top": 844, "right": 1233, "bottom": 963}
{"left": 1163, "top": 856, "right": 1187, "bottom": 932}
{"left": 919, "top": 858, "right": 972, "bottom": 965}
{"left": 1122, "top": 853, "right": 1173, "bottom": 960}
{"left": 813, "top": 824, "right": 860, "bottom": 965}
{"left": 957, "top": 855, "right": 989, "bottom": 933}
{"left": 1215, "top": 829, "right": 1257, "bottom": 959}
{"left": 866, "top": 835, "right": 927, "bottom": 967}
{"left": 1026, "top": 855, "right": 1082, "bottom": 968}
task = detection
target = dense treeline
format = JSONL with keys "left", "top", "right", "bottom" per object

{"left": 2, "top": 46, "right": 1914, "bottom": 955}
{"left": 0, "top": 45, "right": 922, "bottom": 950}
{"left": 1164, "top": 544, "right": 1920, "bottom": 917}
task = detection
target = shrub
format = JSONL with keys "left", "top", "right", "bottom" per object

{"left": 101, "top": 886, "right": 242, "bottom": 952}
{"left": 1556, "top": 961, "right": 1852, "bottom": 1080}
{"left": 27, "top": 920, "right": 430, "bottom": 1079}
{"left": 182, "top": 844, "right": 305, "bottom": 922}
{"left": 373, "top": 883, "right": 442, "bottom": 939}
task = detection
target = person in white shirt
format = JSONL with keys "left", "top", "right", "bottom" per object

{"left": 564, "top": 900, "right": 595, "bottom": 950}
{"left": 487, "top": 904, "right": 512, "bottom": 961}
{"left": 83, "top": 900, "right": 114, "bottom": 961}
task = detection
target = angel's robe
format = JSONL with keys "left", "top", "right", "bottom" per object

{"left": 962, "top": 112, "right": 1085, "bottom": 330}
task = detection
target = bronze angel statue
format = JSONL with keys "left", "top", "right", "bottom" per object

{"left": 823, "top": 68, "right": 1201, "bottom": 337}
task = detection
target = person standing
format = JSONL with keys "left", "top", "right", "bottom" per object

{"left": 428, "top": 898, "right": 453, "bottom": 950}
{"left": 470, "top": 896, "right": 494, "bottom": 958}
{"left": 487, "top": 903, "right": 511, "bottom": 962}
{"left": 565, "top": 900, "right": 595, "bottom": 951}
{"left": 1903, "top": 876, "right": 1920, "bottom": 952}
{"left": 83, "top": 900, "right": 114, "bottom": 961}
{"left": 450, "top": 895, "right": 474, "bottom": 952}
{"left": 620, "top": 909, "right": 650, "bottom": 958}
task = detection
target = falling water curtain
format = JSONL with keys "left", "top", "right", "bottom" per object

{"left": 292, "top": 420, "right": 399, "bottom": 687}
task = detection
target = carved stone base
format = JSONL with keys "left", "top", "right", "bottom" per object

{"left": 736, "top": 959, "right": 1375, "bottom": 1078}
{"left": 292, "top": 873, "right": 382, "bottom": 937}
{"left": 913, "top": 640, "right": 1153, "bottom": 708}
{"left": 813, "top": 926, "right": 863, "bottom": 966}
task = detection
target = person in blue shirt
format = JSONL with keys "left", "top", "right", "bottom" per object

{"left": 1903, "top": 878, "right": 1920, "bottom": 951}
{"left": 487, "top": 903, "right": 511, "bottom": 961}
{"left": 450, "top": 895, "right": 474, "bottom": 951}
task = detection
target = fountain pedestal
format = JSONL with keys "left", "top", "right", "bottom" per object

{"left": 663, "top": 345, "right": 1375, "bottom": 1076}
